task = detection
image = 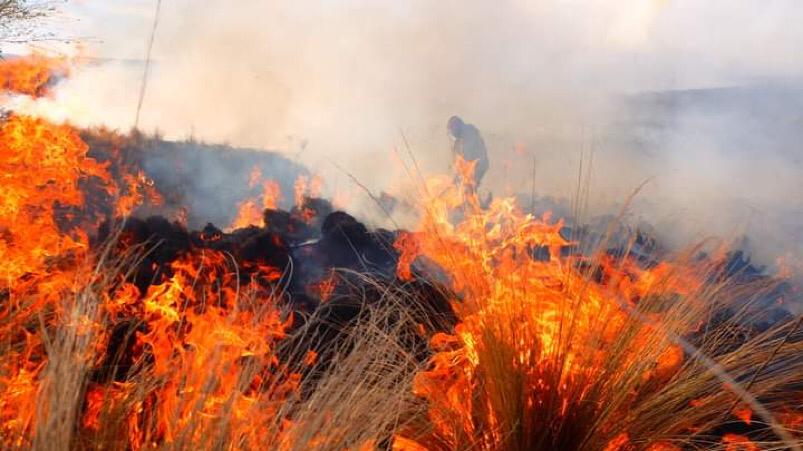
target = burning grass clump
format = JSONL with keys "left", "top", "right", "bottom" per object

{"left": 6, "top": 245, "right": 439, "bottom": 450}
{"left": 390, "top": 168, "right": 803, "bottom": 451}
{"left": 0, "top": 108, "right": 801, "bottom": 451}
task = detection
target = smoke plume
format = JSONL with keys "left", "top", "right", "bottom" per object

{"left": 9, "top": 0, "right": 803, "bottom": 267}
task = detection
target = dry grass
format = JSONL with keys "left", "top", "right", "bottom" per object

{"left": 2, "top": 222, "right": 802, "bottom": 450}
{"left": 3, "top": 235, "right": 436, "bottom": 450}
{"left": 396, "top": 241, "right": 803, "bottom": 451}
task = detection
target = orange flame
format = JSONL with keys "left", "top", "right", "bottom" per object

{"left": 293, "top": 174, "right": 322, "bottom": 208}
{"left": 230, "top": 179, "right": 283, "bottom": 230}
{"left": 0, "top": 114, "right": 111, "bottom": 284}
{"left": 0, "top": 54, "right": 69, "bottom": 97}
{"left": 0, "top": 114, "right": 118, "bottom": 442}
{"left": 722, "top": 433, "right": 759, "bottom": 451}
{"left": 391, "top": 168, "right": 713, "bottom": 449}
{"left": 0, "top": 113, "right": 304, "bottom": 447}
{"left": 294, "top": 175, "right": 308, "bottom": 207}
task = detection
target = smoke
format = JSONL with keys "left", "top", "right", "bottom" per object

{"left": 11, "top": 0, "right": 803, "bottom": 266}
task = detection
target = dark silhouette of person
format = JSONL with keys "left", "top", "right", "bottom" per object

{"left": 447, "top": 116, "right": 489, "bottom": 189}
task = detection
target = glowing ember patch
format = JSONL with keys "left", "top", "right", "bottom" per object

{"left": 780, "top": 410, "right": 803, "bottom": 429}
{"left": 733, "top": 405, "right": 753, "bottom": 425}
{"left": 304, "top": 350, "right": 318, "bottom": 366}
{"left": 392, "top": 436, "right": 429, "bottom": 450}
{"left": 310, "top": 271, "right": 338, "bottom": 302}
{"left": 721, "top": 433, "right": 758, "bottom": 451}
{"left": 653, "top": 344, "right": 684, "bottom": 379}
{"left": 645, "top": 442, "right": 682, "bottom": 451}
{"left": 603, "top": 432, "right": 631, "bottom": 451}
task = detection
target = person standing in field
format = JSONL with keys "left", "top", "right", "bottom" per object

{"left": 447, "top": 115, "right": 489, "bottom": 190}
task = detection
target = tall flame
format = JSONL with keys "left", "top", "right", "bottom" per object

{"left": 391, "top": 157, "right": 793, "bottom": 449}
{"left": 0, "top": 113, "right": 312, "bottom": 447}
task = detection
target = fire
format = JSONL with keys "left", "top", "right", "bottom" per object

{"left": 115, "top": 252, "right": 296, "bottom": 446}
{"left": 0, "top": 114, "right": 112, "bottom": 284}
{"left": 392, "top": 159, "right": 803, "bottom": 449}
{"left": 309, "top": 270, "right": 338, "bottom": 302}
{"left": 0, "top": 113, "right": 114, "bottom": 443}
{"left": 733, "top": 405, "right": 753, "bottom": 425}
{"left": 294, "top": 174, "right": 322, "bottom": 208}
{"left": 230, "top": 168, "right": 283, "bottom": 230}
{"left": 0, "top": 54, "right": 69, "bottom": 97}
{"left": 231, "top": 199, "right": 265, "bottom": 230}
{"left": 722, "top": 434, "right": 759, "bottom": 451}
{"left": 394, "top": 231, "right": 419, "bottom": 281}
{"left": 263, "top": 180, "right": 282, "bottom": 210}
{"left": 248, "top": 165, "right": 263, "bottom": 189}
{"left": 0, "top": 112, "right": 308, "bottom": 447}
{"left": 1, "top": 45, "right": 802, "bottom": 450}
{"left": 115, "top": 170, "right": 164, "bottom": 217}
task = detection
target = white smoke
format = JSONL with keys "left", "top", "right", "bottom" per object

{"left": 8, "top": 0, "right": 803, "bottom": 266}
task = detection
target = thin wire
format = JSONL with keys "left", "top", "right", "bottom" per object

{"left": 133, "top": 0, "right": 162, "bottom": 130}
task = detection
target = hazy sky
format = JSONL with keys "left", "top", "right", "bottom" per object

{"left": 60, "top": 0, "right": 803, "bottom": 87}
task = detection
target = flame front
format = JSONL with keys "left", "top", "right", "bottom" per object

{"left": 391, "top": 160, "right": 797, "bottom": 450}
{"left": 0, "top": 54, "right": 69, "bottom": 98}
{"left": 0, "top": 113, "right": 310, "bottom": 448}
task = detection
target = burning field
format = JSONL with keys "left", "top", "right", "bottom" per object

{"left": 1, "top": 46, "right": 803, "bottom": 451}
